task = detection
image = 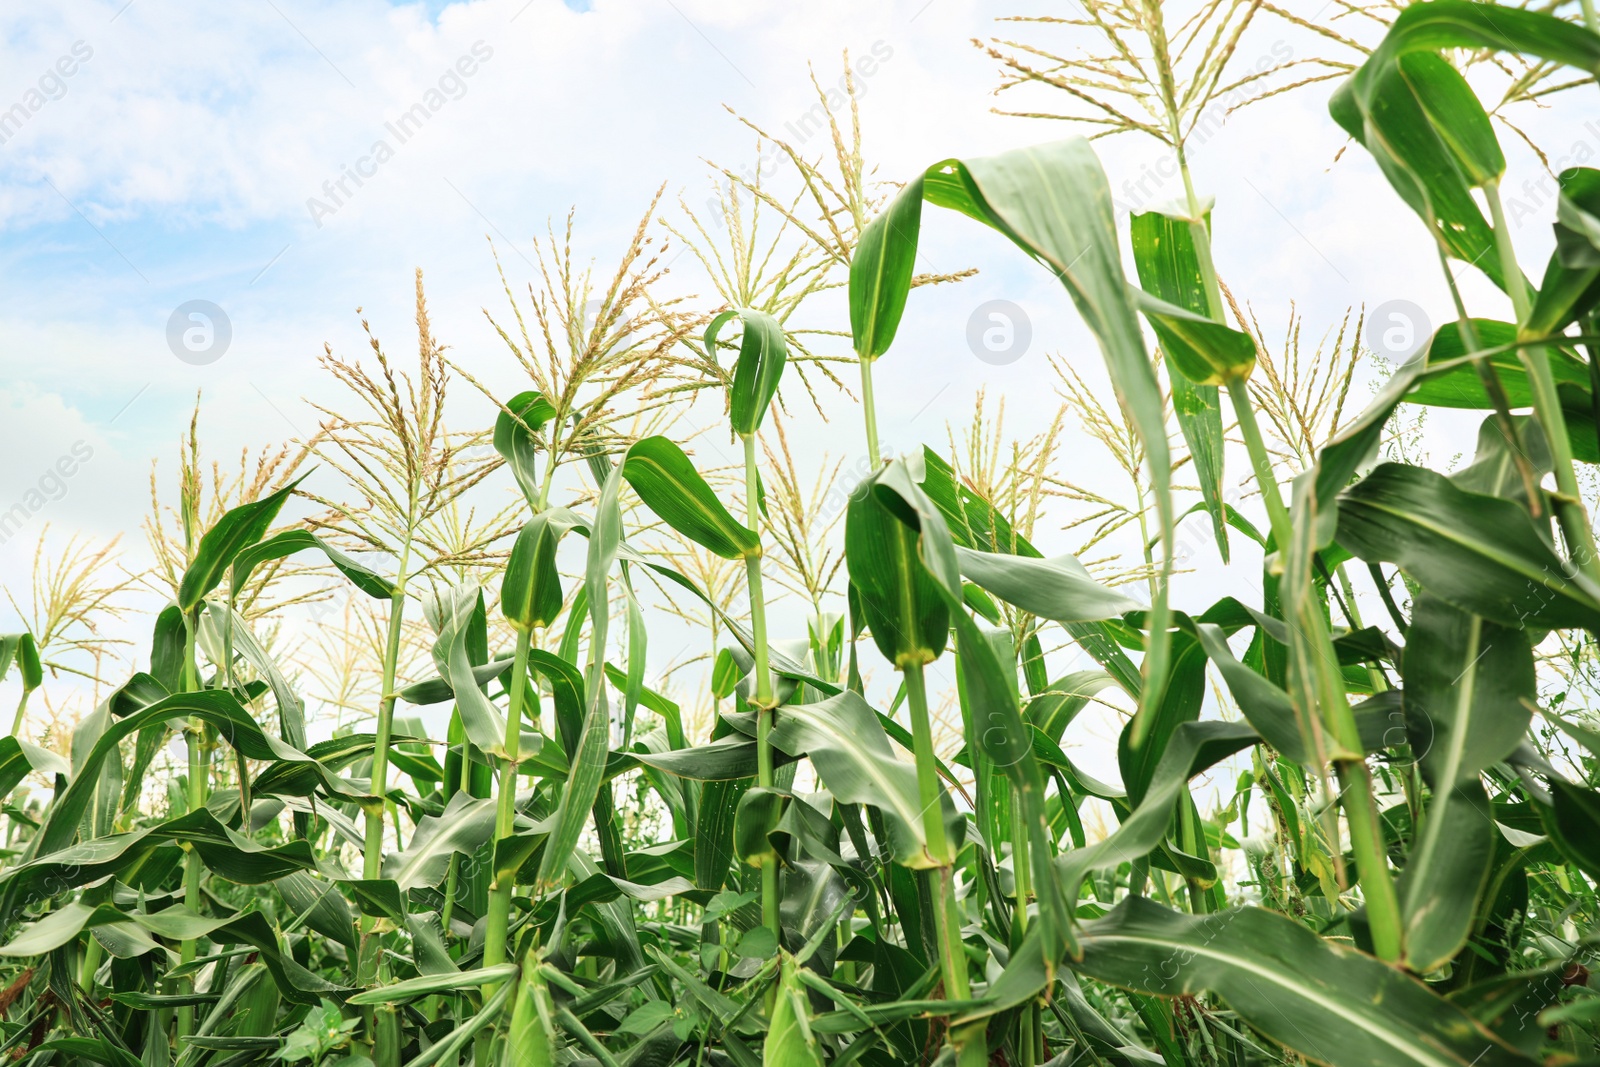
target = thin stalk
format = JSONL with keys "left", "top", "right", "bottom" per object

{"left": 9, "top": 689, "right": 29, "bottom": 739}
{"left": 483, "top": 627, "right": 534, "bottom": 998}
{"left": 1338, "top": 759, "right": 1403, "bottom": 960}
{"left": 1434, "top": 245, "right": 1543, "bottom": 512}
{"left": 79, "top": 936, "right": 103, "bottom": 994}
{"left": 741, "top": 432, "right": 780, "bottom": 940}
{"left": 1486, "top": 180, "right": 1600, "bottom": 580}
{"left": 359, "top": 539, "right": 412, "bottom": 1012}
{"left": 1300, "top": 585, "right": 1403, "bottom": 960}
{"left": 177, "top": 613, "right": 205, "bottom": 1041}
{"left": 364, "top": 577, "right": 411, "bottom": 884}
{"left": 901, "top": 664, "right": 950, "bottom": 864}
{"left": 1227, "top": 378, "right": 1291, "bottom": 548}
{"left": 858, "top": 354, "right": 882, "bottom": 466}
{"left": 1012, "top": 802, "right": 1039, "bottom": 1067}
{"left": 536, "top": 424, "right": 563, "bottom": 513}
{"left": 905, "top": 664, "right": 984, "bottom": 1066}
{"left": 1165, "top": 82, "right": 1293, "bottom": 556}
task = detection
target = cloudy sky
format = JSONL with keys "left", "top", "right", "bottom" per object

{"left": 1, "top": 0, "right": 1594, "bottom": 748}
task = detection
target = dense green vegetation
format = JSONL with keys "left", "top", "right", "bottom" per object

{"left": 8, "top": 3, "right": 1600, "bottom": 1066}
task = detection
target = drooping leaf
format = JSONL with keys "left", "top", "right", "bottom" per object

{"left": 708, "top": 308, "right": 788, "bottom": 435}
{"left": 229, "top": 528, "right": 395, "bottom": 601}
{"left": 954, "top": 545, "right": 1142, "bottom": 622}
{"left": 622, "top": 436, "right": 758, "bottom": 560}
{"left": 1075, "top": 896, "right": 1536, "bottom": 1067}
{"left": 764, "top": 690, "right": 934, "bottom": 869}
{"left": 494, "top": 390, "right": 558, "bottom": 508}
{"left": 1337, "top": 463, "right": 1600, "bottom": 630}
{"left": 1131, "top": 288, "right": 1257, "bottom": 386}
{"left": 502, "top": 513, "right": 566, "bottom": 632}
{"left": 1130, "top": 209, "right": 1230, "bottom": 561}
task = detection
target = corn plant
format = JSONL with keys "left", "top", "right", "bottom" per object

{"left": 11, "top": 5, "right": 1600, "bottom": 1067}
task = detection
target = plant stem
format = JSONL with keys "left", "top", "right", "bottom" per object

{"left": 1337, "top": 758, "right": 1403, "bottom": 961}
{"left": 1012, "top": 801, "right": 1039, "bottom": 1067}
{"left": 359, "top": 541, "right": 412, "bottom": 1005}
{"left": 9, "top": 689, "right": 29, "bottom": 739}
{"left": 901, "top": 663, "right": 949, "bottom": 864}
{"left": 858, "top": 354, "right": 882, "bottom": 466}
{"left": 741, "top": 432, "right": 780, "bottom": 940}
{"left": 1227, "top": 378, "right": 1291, "bottom": 549}
{"left": 905, "top": 664, "right": 983, "bottom": 1064}
{"left": 79, "top": 935, "right": 103, "bottom": 994}
{"left": 483, "top": 627, "right": 533, "bottom": 998}
{"left": 1486, "top": 180, "right": 1600, "bottom": 582}
{"left": 1434, "top": 245, "right": 1544, "bottom": 512}
{"left": 178, "top": 612, "right": 205, "bottom": 1041}
{"left": 364, "top": 585, "right": 410, "bottom": 884}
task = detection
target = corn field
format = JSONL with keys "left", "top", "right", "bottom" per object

{"left": 9, "top": 2, "right": 1600, "bottom": 1066}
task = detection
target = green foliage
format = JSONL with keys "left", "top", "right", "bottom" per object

{"left": 13, "top": 8, "right": 1600, "bottom": 1067}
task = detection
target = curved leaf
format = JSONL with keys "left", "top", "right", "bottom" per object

{"left": 622, "top": 436, "right": 757, "bottom": 560}
{"left": 1336, "top": 463, "right": 1600, "bottom": 630}
{"left": 1075, "top": 896, "right": 1535, "bottom": 1067}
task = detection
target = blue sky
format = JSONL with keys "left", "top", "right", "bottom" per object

{"left": 2, "top": 0, "right": 1593, "bottom": 735}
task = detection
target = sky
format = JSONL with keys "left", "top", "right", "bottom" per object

{"left": 1, "top": 0, "right": 1596, "bottom": 769}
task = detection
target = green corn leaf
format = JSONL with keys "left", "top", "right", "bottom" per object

{"left": 1404, "top": 595, "right": 1535, "bottom": 791}
{"left": 149, "top": 604, "right": 186, "bottom": 692}
{"left": 1117, "top": 628, "right": 1209, "bottom": 806}
{"left": 1131, "top": 288, "right": 1257, "bottom": 386}
{"left": 1330, "top": 2, "right": 1600, "bottom": 293}
{"left": 494, "top": 390, "right": 558, "bottom": 508}
{"left": 631, "top": 736, "right": 766, "bottom": 781}
{"left": 845, "top": 474, "right": 948, "bottom": 668}
{"left": 502, "top": 513, "right": 566, "bottom": 632}
{"left": 22, "top": 689, "right": 362, "bottom": 860}
{"left": 622, "top": 436, "right": 758, "bottom": 560}
{"left": 849, "top": 177, "right": 924, "bottom": 360}
{"left": 1074, "top": 896, "right": 1536, "bottom": 1067}
{"left": 764, "top": 689, "right": 935, "bottom": 869}
{"left": 1529, "top": 168, "right": 1600, "bottom": 334}
{"left": 0, "top": 736, "right": 68, "bottom": 797}
{"left": 176, "top": 477, "right": 302, "bottom": 614}
{"left": 229, "top": 528, "right": 395, "bottom": 601}
{"left": 201, "top": 602, "right": 309, "bottom": 748}
{"left": 1130, "top": 209, "right": 1230, "bottom": 561}
{"left": 1056, "top": 720, "right": 1258, "bottom": 912}
{"left": 423, "top": 585, "right": 509, "bottom": 755}
{"left": 1337, "top": 462, "right": 1600, "bottom": 630}
{"left": 383, "top": 792, "right": 498, "bottom": 890}
{"left": 733, "top": 786, "right": 784, "bottom": 867}
{"left": 954, "top": 545, "right": 1142, "bottom": 623}
{"left": 275, "top": 871, "right": 357, "bottom": 955}
{"left": 917, "top": 446, "right": 1142, "bottom": 695}
{"left": 708, "top": 308, "right": 788, "bottom": 435}
{"left": 1395, "top": 553, "right": 1536, "bottom": 974}
{"left": 1396, "top": 52, "right": 1504, "bottom": 189}
{"left": 694, "top": 777, "right": 749, "bottom": 892}
{"left": 1407, "top": 321, "right": 1590, "bottom": 411}
{"left": 0, "top": 632, "right": 41, "bottom": 693}
{"left": 347, "top": 964, "right": 519, "bottom": 1005}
